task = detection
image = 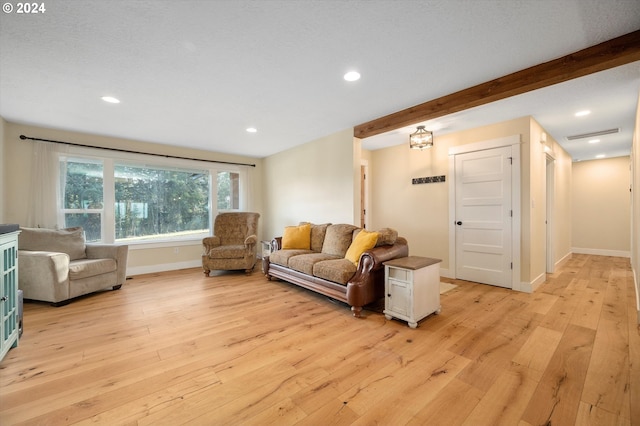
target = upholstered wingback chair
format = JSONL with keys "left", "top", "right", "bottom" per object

{"left": 18, "top": 227, "right": 129, "bottom": 306}
{"left": 202, "top": 212, "right": 260, "bottom": 275}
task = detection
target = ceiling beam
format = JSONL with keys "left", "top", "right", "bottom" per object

{"left": 354, "top": 29, "right": 640, "bottom": 139}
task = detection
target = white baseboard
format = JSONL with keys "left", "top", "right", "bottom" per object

{"left": 439, "top": 267, "right": 453, "bottom": 279}
{"left": 572, "top": 247, "right": 631, "bottom": 258}
{"left": 127, "top": 260, "right": 201, "bottom": 277}
{"left": 555, "top": 251, "right": 572, "bottom": 269}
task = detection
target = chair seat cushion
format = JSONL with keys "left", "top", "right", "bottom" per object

{"left": 207, "top": 245, "right": 248, "bottom": 259}
{"left": 69, "top": 258, "right": 117, "bottom": 280}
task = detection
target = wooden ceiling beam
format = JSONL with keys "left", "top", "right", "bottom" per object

{"left": 354, "top": 29, "right": 640, "bottom": 139}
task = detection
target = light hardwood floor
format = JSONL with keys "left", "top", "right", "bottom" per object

{"left": 1, "top": 254, "right": 638, "bottom": 425}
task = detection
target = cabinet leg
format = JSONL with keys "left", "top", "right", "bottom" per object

{"left": 435, "top": 306, "right": 441, "bottom": 314}
{"left": 384, "top": 314, "right": 392, "bottom": 320}
{"left": 408, "top": 322, "right": 418, "bottom": 329}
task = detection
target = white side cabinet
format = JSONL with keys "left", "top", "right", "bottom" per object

{"left": 0, "top": 229, "right": 20, "bottom": 362}
{"left": 383, "top": 256, "right": 442, "bottom": 328}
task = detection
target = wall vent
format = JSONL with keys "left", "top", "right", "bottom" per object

{"left": 566, "top": 128, "right": 619, "bottom": 140}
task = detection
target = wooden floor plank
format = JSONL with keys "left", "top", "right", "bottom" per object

{"left": 520, "top": 323, "right": 596, "bottom": 426}
{"left": 0, "top": 254, "right": 637, "bottom": 425}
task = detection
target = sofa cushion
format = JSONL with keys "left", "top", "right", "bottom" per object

{"left": 288, "top": 253, "right": 340, "bottom": 275}
{"left": 282, "top": 223, "right": 311, "bottom": 250}
{"left": 375, "top": 228, "right": 398, "bottom": 246}
{"left": 313, "top": 259, "right": 357, "bottom": 285}
{"left": 19, "top": 227, "right": 87, "bottom": 261}
{"left": 345, "top": 229, "right": 379, "bottom": 265}
{"left": 299, "top": 222, "right": 331, "bottom": 252}
{"left": 321, "top": 224, "right": 358, "bottom": 257}
{"left": 269, "top": 249, "right": 314, "bottom": 267}
{"left": 69, "top": 258, "right": 117, "bottom": 280}
{"left": 206, "top": 245, "right": 247, "bottom": 259}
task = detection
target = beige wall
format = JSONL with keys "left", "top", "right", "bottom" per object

{"left": 550, "top": 134, "right": 573, "bottom": 268}
{"left": 1, "top": 120, "right": 264, "bottom": 275}
{"left": 262, "top": 128, "right": 356, "bottom": 239}
{"left": 528, "top": 118, "right": 573, "bottom": 282}
{"left": 368, "top": 116, "right": 572, "bottom": 287}
{"left": 572, "top": 156, "right": 631, "bottom": 256}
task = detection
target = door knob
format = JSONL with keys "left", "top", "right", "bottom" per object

{"left": 456, "top": 221, "right": 463, "bottom": 225}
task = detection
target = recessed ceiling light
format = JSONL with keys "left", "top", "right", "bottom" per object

{"left": 101, "top": 96, "right": 120, "bottom": 104}
{"left": 588, "top": 139, "right": 600, "bottom": 144}
{"left": 246, "top": 127, "right": 257, "bottom": 133}
{"left": 344, "top": 71, "right": 361, "bottom": 82}
{"left": 575, "top": 110, "right": 591, "bottom": 117}
{"left": 595, "top": 154, "right": 606, "bottom": 159}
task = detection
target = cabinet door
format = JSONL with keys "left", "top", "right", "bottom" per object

{"left": 388, "top": 278, "right": 411, "bottom": 316}
{"left": 1, "top": 235, "right": 19, "bottom": 361}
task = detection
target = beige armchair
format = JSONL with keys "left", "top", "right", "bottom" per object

{"left": 18, "top": 227, "right": 128, "bottom": 306}
{"left": 202, "top": 212, "right": 260, "bottom": 275}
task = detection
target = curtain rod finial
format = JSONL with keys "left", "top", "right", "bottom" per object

{"left": 20, "top": 135, "right": 27, "bottom": 140}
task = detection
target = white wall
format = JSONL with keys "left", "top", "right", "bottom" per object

{"left": 262, "top": 128, "right": 356, "bottom": 239}
{"left": 572, "top": 156, "right": 631, "bottom": 257}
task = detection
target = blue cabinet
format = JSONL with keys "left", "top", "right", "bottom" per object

{"left": 1, "top": 229, "right": 20, "bottom": 362}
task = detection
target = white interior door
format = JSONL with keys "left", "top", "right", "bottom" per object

{"left": 455, "top": 146, "right": 512, "bottom": 288}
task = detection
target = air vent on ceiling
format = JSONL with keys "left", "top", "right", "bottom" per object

{"left": 566, "top": 128, "right": 619, "bottom": 140}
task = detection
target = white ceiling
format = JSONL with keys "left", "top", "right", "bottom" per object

{"left": 1, "top": 1, "right": 639, "bottom": 161}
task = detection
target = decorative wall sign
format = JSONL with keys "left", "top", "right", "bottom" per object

{"left": 412, "top": 175, "right": 446, "bottom": 185}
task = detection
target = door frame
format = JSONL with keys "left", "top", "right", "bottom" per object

{"left": 448, "top": 135, "right": 523, "bottom": 291}
{"left": 545, "top": 152, "right": 556, "bottom": 273}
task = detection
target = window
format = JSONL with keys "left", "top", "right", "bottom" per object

{"left": 114, "top": 164, "right": 209, "bottom": 242}
{"left": 60, "top": 159, "right": 104, "bottom": 242}
{"left": 59, "top": 153, "right": 246, "bottom": 244}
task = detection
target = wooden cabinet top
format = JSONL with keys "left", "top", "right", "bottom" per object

{"left": 384, "top": 256, "right": 441, "bottom": 270}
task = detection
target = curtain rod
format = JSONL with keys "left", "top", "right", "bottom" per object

{"left": 19, "top": 135, "right": 257, "bottom": 167}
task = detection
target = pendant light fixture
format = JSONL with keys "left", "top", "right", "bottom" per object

{"left": 409, "top": 126, "right": 433, "bottom": 150}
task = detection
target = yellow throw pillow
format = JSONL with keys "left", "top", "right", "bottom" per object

{"left": 345, "top": 229, "right": 379, "bottom": 265}
{"left": 282, "top": 223, "right": 311, "bottom": 250}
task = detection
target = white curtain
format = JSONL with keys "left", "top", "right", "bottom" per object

{"left": 26, "top": 141, "right": 67, "bottom": 229}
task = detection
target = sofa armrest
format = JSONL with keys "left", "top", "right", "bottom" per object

{"left": 360, "top": 236, "right": 409, "bottom": 268}
{"left": 271, "top": 237, "right": 282, "bottom": 252}
{"left": 18, "top": 250, "right": 71, "bottom": 302}
{"left": 85, "top": 244, "right": 129, "bottom": 285}
{"left": 346, "top": 237, "right": 409, "bottom": 309}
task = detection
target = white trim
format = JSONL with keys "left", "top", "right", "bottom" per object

{"left": 546, "top": 154, "right": 556, "bottom": 273}
{"left": 555, "top": 251, "right": 572, "bottom": 269}
{"left": 449, "top": 134, "right": 523, "bottom": 291}
{"left": 572, "top": 247, "right": 631, "bottom": 258}
{"left": 439, "top": 267, "right": 453, "bottom": 279}
{"left": 127, "top": 260, "right": 201, "bottom": 276}
{"left": 448, "top": 135, "right": 521, "bottom": 156}
{"left": 360, "top": 159, "right": 369, "bottom": 228}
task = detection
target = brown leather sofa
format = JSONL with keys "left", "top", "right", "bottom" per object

{"left": 263, "top": 223, "right": 408, "bottom": 317}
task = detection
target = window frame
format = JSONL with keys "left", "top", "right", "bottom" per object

{"left": 57, "top": 146, "right": 248, "bottom": 246}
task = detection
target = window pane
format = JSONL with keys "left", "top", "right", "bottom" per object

{"left": 115, "top": 165, "right": 210, "bottom": 241}
{"left": 61, "top": 159, "right": 103, "bottom": 241}
{"left": 65, "top": 213, "right": 101, "bottom": 242}
{"left": 217, "top": 171, "right": 239, "bottom": 210}
{"left": 63, "top": 161, "right": 104, "bottom": 209}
